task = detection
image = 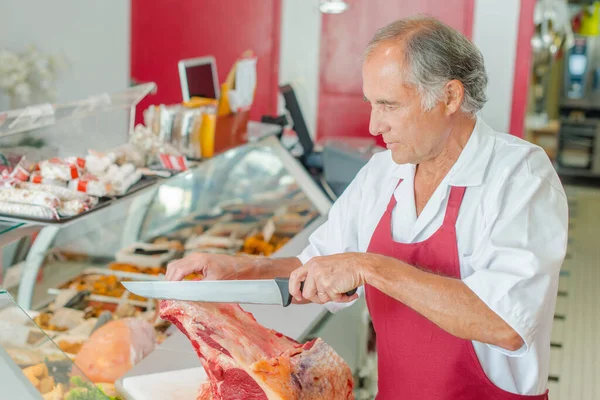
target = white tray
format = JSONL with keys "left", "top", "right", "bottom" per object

{"left": 120, "top": 367, "right": 207, "bottom": 400}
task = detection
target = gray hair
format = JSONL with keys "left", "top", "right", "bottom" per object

{"left": 363, "top": 16, "right": 488, "bottom": 115}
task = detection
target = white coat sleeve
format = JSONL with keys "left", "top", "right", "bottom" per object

{"left": 462, "top": 173, "right": 568, "bottom": 356}
{"left": 296, "top": 162, "right": 368, "bottom": 313}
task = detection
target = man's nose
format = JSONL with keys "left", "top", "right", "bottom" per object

{"left": 369, "top": 109, "right": 389, "bottom": 137}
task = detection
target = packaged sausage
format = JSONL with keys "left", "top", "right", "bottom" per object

{"left": 10, "top": 165, "right": 30, "bottom": 182}
{"left": 110, "top": 168, "right": 142, "bottom": 196}
{"left": 58, "top": 199, "right": 88, "bottom": 217}
{"left": 64, "top": 156, "right": 86, "bottom": 170}
{"left": 68, "top": 179, "right": 111, "bottom": 198}
{"left": 0, "top": 188, "right": 60, "bottom": 209}
{"left": 85, "top": 151, "right": 115, "bottom": 175}
{"left": 110, "top": 143, "right": 146, "bottom": 168}
{"left": 29, "top": 171, "right": 67, "bottom": 187}
{"left": 39, "top": 158, "right": 81, "bottom": 181}
{"left": 18, "top": 182, "right": 98, "bottom": 206}
{"left": 0, "top": 201, "right": 57, "bottom": 220}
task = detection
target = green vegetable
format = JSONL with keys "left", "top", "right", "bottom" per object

{"left": 64, "top": 376, "right": 119, "bottom": 400}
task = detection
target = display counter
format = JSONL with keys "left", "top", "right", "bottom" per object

{"left": 0, "top": 84, "right": 374, "bottom": 398}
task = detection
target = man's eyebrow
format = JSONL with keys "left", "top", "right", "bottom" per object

{"left": 362, "top": 95, "right": 398, "bottom": 105}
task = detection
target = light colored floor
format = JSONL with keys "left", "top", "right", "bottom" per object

{"left": 547, "top": 185, "right": 600, "bottom": 400}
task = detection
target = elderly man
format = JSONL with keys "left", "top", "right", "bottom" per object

{"left": 167, "top": 16, "right": 568, "bottom": 399}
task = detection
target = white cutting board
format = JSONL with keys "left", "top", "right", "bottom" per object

{"left": 121, "top": 367, "right": 207, "bottom": 400}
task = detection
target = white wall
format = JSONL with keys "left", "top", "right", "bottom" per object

{"left": 279, "top": 0, "right": 322, "bottom": 137}
{"left": 472, "top": 0, "right": 521, "bottom": 133}
{"left": 0, "top": 0, "right": 130, "bottom": 111}
{"left": 279, "top": 0, "right": 522, "bottom": 137}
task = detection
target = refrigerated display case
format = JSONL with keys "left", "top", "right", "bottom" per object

{"left": 0, "top": 289, "right": 113, "bottom": 400}
{"left": 0, "top": 83, "right": 377, "bottom": 397}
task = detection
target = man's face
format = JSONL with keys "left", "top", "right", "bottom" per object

{"left": 362, "top": 43, "right": 451, "bottom": 165}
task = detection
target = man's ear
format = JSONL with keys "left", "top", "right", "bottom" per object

{"left": 444, "top": 80, "right": 465, "bottom": 115}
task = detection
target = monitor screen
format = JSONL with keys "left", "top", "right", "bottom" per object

{"left": 185, "top": 63, "right": 217, "bottom": 99}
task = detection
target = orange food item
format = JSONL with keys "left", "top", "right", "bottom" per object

{"left": 33, "top": 313, "right": 68, "bottom": 332}
{"left": 58, "top": 340, "right": 83, "bottom": 354}
{"left": 109, "top": 263, "right": 166, "bottom": 276}
{"left": 183, "top": 272, "right": 203, "bottom": 281}
{"left": 73, "top": 318, "right": 156, "bottom": 383}
{"left": 241, "top": 234, "right": 290, "bottom": 256}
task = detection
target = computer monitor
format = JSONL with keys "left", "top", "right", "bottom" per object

{"left": 178, "top": 56, "right": 220, "bottom": 102}
{"left": 279, "top": 84, "right": 314, "bottom": 156}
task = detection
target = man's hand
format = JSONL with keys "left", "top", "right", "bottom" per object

{"left": 165, "top": 253, "right": 253, "bottom": 281}
{"left": 289, "top": 253, "right": 381, "bottom": 304}
{"left": 165, "top": 253, "right": 303, "bottom": 282}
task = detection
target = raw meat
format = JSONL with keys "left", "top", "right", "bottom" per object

{"left": 159, "top": 300, "right": 354, "bottom": 400}
{"left": 73, "top": 318, "right": 156, "bottom": 383}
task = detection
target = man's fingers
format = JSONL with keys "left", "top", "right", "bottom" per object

{"left": 301, "top": 273, "right": 320, "bottom": 303}
{"left": 166, "top": 259, "right": 197, "bottom": 281}
{"left": 165, "top": 260, "right": 180, "bottom": 280}
{"left": 330, "top": 291, "right": 359, "bottom": 303}
{"left": 289, "top": 266, "right": 308, "bottom": 301}
{"left": 315, "top": 280, "right": 333, "bottom": 304}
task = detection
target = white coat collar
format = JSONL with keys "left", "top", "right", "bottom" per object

{"left": 390, "top": 116, "right": 495, "bottom": 187}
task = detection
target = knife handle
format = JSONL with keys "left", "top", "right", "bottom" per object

{"left": 275, "top": 278, "right": 358, "bottom": 307}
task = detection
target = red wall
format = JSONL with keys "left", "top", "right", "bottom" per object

{"left": 316, "top": 0, "right": 476, "bottom": 144}
{"left": 509, "top": 0, "right": 536, "bottom": 138}
{"left": 131, "top": 0, "right": 281, "bottom": 122}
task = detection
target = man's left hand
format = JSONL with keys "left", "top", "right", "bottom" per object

{"left": 289, "top": 252, "right": 384, "bottom": 304}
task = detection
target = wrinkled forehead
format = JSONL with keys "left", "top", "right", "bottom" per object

{"left": 362, "top": 43, "right": 413, "bottom": 95}
{"left": 363, "top": 42, "right": 410, "bottom": 80}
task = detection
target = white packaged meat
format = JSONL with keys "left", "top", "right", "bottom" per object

{"left": 111, "top": 169, "right": 142, "bottom": 196}
{"left": 10, "top": 165, "right": 30, "bottom": 182}
{"left": 111, "top": 143, "right": 146, "bottom": 167}
{"left": 29, "top": 171, "right": 67, "bottom": 187}
{"left": 99, "top": 163, "right": 141, "bottom": 196}
{"left": 0, "top": 201, "right": 57, "bottom": 219}
{"left": 18, "top": 182, "right": 98, "bottom": 206}
{"left": 68, "top": 179, "right": 111, "bottom": 197}
{"left": 85, "top": 151, "right": 116, "bottom": 175}
{"left": 184, "top": 235, "right": 244, "bottom": 251}
{"left": 58, "top": 199, "right": 88, "bottom": 217}
{"left": 39, "top": 158, "right": 81, "bottom": 181}
{"left": 64, "top": 156, "right": 86, "bottom": 170}
{"left": 0, "top": 188, "right": 60, "bottom": 209}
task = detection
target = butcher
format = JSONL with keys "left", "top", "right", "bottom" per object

{"left": 166, "top": 16, "right": 568, "bottom": 399}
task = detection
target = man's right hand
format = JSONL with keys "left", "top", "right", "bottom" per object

{"left": 165, "top": 253, "right": 254, "bottom": 281}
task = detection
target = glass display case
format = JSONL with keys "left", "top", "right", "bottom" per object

{"left": 0, "top": 289, "right": 113, "bottom": 400}
{"left": 0, "top": 82, "right": 333, "bottom": 396}
{"left": 0, "top": 83, "right": 155, "bottom": 165}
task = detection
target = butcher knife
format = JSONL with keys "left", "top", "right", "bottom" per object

{"left": 121, "top": 278, "right": 357, "bottom": 307}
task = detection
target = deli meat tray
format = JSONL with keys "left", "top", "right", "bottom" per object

{"left": 0, "top": 175, "right": 159, "bottom": 226}
{"left": 46, "top": 266, "right": 164, "bottom": 307}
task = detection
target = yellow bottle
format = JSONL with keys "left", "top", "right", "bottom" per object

{"left": 200, "top": 112, "right": 217, "bottom": 158}
{"left": 580, "top": 2, "right": 600, "bottom": 36}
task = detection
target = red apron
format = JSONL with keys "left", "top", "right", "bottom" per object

{"left": 365, "top": 180, "right": 549, "bottom": 400}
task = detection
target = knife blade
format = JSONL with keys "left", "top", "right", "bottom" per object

{"left": 122, "top": 278, "right": 357, "bottom": 307}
